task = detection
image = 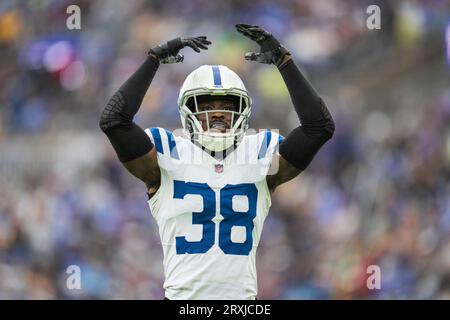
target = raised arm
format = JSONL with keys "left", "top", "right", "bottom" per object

{"left": 235, "top": 24, "right": 335, "bottom": 192}
{"left": 99, "top": 36, "right": 211, "bottom": 194}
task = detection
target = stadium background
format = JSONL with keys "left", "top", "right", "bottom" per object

{"left": 1, "top": 0, "right": 450, "bottom": 299}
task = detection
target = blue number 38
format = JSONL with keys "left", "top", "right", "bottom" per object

{"left": 173, "top": 180, "right": 257, "bottom": 256}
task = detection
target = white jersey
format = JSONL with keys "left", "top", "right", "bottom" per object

{"left": 145, "top": 127, "right": 283, "bottom": 300}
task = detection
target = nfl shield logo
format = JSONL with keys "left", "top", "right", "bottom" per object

{"left": 214, "top": 164, "right": 224, "bottom": 173}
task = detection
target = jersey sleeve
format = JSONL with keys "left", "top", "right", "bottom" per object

{"left": 256, "top": 130, "right": 284, "bottom": 159}
{"left": 145, "top": 127, "right": 180, "bottom": 170}
{"left": 255, "top": 130, "right": 284, "bottom": 176}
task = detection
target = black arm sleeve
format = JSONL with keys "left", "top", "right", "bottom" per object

{"left": 99, "top": 55, "right": 160, "bottom": 162}
{"left": 278, "top": 59, "right": 335, "bottom": 170}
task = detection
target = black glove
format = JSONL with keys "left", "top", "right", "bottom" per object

{"left": 148, "top": 36, "right": 211, "bottom": 64}
{"left": 235, "top": 24, "right": 289, "bottom": 67}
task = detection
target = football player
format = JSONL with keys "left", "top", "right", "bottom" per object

{"left": 100, "top": 24, "right": 334, "bottom": 300}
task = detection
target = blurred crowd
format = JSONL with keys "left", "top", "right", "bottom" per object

{"left": 1, "top": 0, "right": 450, "bottom": 299}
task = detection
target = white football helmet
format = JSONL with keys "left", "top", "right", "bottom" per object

{"left": 178, "top": 65, "right": 252, "bottom": 152}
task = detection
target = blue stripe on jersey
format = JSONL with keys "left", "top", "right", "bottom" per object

{"left": 275, "top": 134, "right": 284, "bottom": 152}
{"left": 164, "top": 129, "right": 180, "bottom": 159}
{"left": 212, "top": 65, "right": 222, "bottom": 86}
{"left": 258, "top": 130, "right": 272, "bottom": 159}
{"left": 150, "top": 127, "right": 163, "bottom": 154}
